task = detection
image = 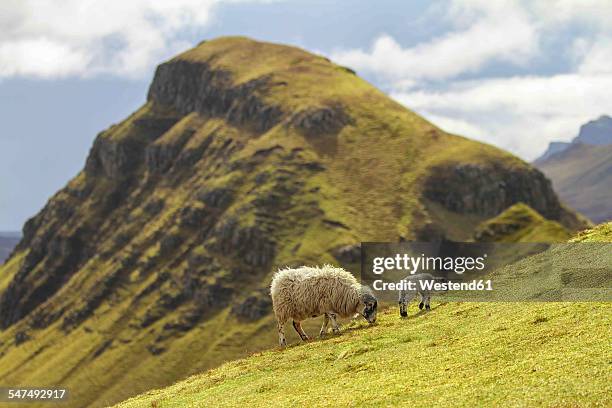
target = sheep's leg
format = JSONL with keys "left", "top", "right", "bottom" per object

{"left": 424, "top": 295, "right": 431, "bottom": 311}
{"left": 418, "top": 291, "right": 426, "bottom": 310}
{"left": 329, "top": 313, "right": 340, "bottom": 334}
{"left": 319, "top": 313, "right": 330, "bottom": 337}
{"left": 292, "top": 320, "right": 309, "bottom": 341}
{"left": 277, "top": 318, "right": 287, "bottom": 347}
{"left": 399, "top": 291, "right": 415, "bottom": 317}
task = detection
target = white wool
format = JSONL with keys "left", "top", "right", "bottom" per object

{"left": 270, "top": 264, "right": 363, "bottom": 324}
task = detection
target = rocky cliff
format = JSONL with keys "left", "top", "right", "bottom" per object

{"left": 0, "top": 36, "right": 588, "bottom": 408}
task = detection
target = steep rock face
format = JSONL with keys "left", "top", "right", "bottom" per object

{"left": 423, "top": 163, "right": 561, "bottom": 220}
{"left": 290, "top": 104, "right": 353, "bottom": 137}
{"left": 0, "top": 36, "right": 588, "bottom": 408}
{"left": 148, "top": 60, "right": 283, "bottom": 133}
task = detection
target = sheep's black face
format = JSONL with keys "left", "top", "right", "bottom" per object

{"left": 359, "top": 287, "right": 377, "bottom": 324}
{"left": 362, "top": 300, "right": 377, "bottom": 324}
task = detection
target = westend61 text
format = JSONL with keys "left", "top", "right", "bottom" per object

{"left": 373, "top": 279, "right": 493, "bottom": 292}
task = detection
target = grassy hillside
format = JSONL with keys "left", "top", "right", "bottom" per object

{"left": 117, "top": 224, "right": 612, "bottom": 407}
{"left": 536, "top": 143, "right": 612, "bottom": 223}
{"left": 474, "top": 203, "right": 571, "bottom": 242}
{"left": 117, "top": 302, "right": 611, "bottom": 407}
{"left": 570, "top": 220, "right": 612, "bottom": 242}
{"left": 0, "top": 37, "right": 589, "bottom": 407}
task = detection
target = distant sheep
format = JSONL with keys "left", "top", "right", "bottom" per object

{"left": 270, "top": 265, "right": 378, "bottom": 347}
{"left": 398, "top": 273, "right": 447, "bottom": 317}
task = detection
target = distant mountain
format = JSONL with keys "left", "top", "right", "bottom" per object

{"left": 535, "top": 141, "right": 571, "bottom": 163}
{"left": 0, "top": 232, "right": 21, "bottom": 264}
{"left": 535, "top": 115, "right": 612, "bottom": 163}
{"left": 534, "top": 115, "right": 612, "bottom": 223}
{"left": 536, "top": 143, "right": 612, "bottom": 223}
{"left": 574, "top": 115, "right": 612, "bottom": 145}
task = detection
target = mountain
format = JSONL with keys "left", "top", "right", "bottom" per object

{"left": 535, "top": 115, "right": 612, "bottom": 163}
{"left": 534, "top": 115, "right": 612, "bottom": 223}
{"left": 574, "top": 115, "right": 612, "bottom": 145}
{"left": 535, "top": 141, "right": 571, "bottom": 163}
{"left": 536, "top": 142, "right": 612, "bottom": 223}
{"left": 0, "top": 37, "right": 588, "bottom": 408}
{"left": 0, "top": 232, "right": 21, "bottom": 264}
{"left": 116, "top": 223, "right": 611, "bottom": 408}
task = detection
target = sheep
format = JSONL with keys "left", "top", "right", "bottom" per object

{"left": 270, "top": 265, "right": 378, "bottom": 347}
{"left": 398, "top": 273, "right": 447, "bottom": 317}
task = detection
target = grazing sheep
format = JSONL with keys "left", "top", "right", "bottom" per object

{"left": 398, "top": 273, "right": 447, "bottom": 317}
{"left": 270, "top": 265, "right": 378, "bottom": 347}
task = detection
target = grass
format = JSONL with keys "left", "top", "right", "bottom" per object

{"left": 116, "top": 302, "right": 611, "bottom": 408}
{"left": 570, "top": 222, "right": 612, "bottom": 242}
{"left": 474, "top": 203, "right": 572, "bottom": 243}
{"left": 114, "top": 223, "right": 612, "bottom": 407}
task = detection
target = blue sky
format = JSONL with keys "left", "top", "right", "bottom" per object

{"left": 1, "top": 0, "right": 611, "bottom": 230}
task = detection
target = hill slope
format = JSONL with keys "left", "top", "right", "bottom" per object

{"left": 117, "top": 303, "right": 611, "bottom": 407}
{"left": 536, "top": 143, "right": 612, "bottom": 223}
{"left": 116, "top": 224, "right": 612, "bottom": 407}
{"left": 0, "top": 37, "right": 588, "bottom": 407}
{"left": 473, "top": 203, "right": 571, "bottom": 242}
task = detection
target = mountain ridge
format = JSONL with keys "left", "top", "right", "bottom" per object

{"left": 535, "top": 114, "right": 612, "bottom": 163}
{"left": 535, "top": 115, "right": 612, "bottom": 223}
{"left": 537, "top": 143, "right": 612, "bottom": 223}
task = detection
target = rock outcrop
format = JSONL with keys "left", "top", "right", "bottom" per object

{"left": 423, "top": 163, "right": 561, "bottom": 219}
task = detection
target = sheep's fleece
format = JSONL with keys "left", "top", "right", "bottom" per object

{"left": 271, "top": 265, "right": 369, "bottom": 318}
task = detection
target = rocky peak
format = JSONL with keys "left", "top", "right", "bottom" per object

{"left": 148, "top": 60, "right": 283, "bottom": 134}
{"left": 575, "top": 115, "right": 612, "bottom": 145}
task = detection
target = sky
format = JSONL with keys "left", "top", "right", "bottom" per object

{"left": 1, "top": 0, "right": 611, "bottom": 231}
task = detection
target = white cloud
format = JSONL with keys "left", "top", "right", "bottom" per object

{"left": 330, "top": 0, "right": 612, "bottom": 161}
{"left": 0, "top": 38, "right": 90, "bottom": 77}
{"left": 531, "top": 0, "right": 612, "bottom": 28}
{"left": 392, "top": 73, "right": 612, "bottom": 160}
{"left": 577, "top": 38, "right": 612, "bottom": 74}
{"left": 331, "top": 0, "right": 538, "bottom": 81}
{"left": 0, "top": 0, "right": 266, "bottom": 79}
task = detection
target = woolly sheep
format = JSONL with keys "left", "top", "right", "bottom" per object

{"left": 398, "top": 273, "right": 447, "bottom": 317}
{"left": 270, "top": 265, "right": 378, "bottom": 347}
